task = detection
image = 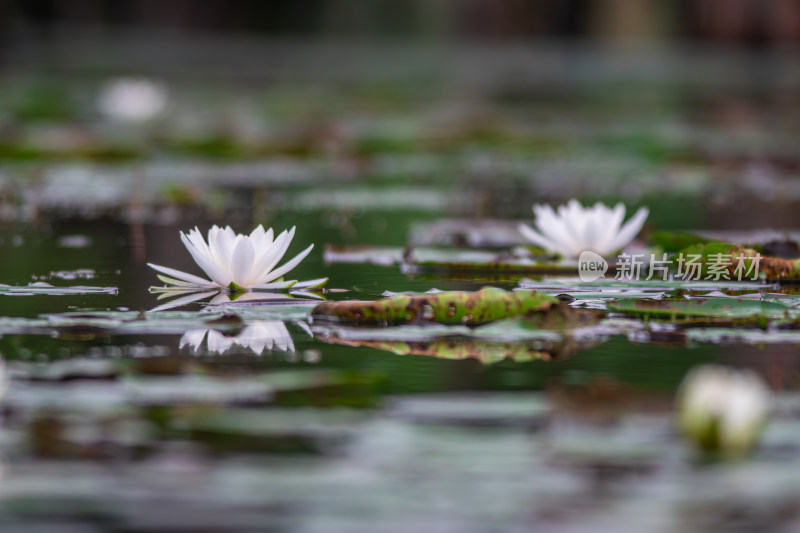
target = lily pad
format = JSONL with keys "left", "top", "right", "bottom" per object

{"left": 402, "top": 248, "right": 574, "bottom": 274}
{"left": 311, "top": 288, "right": 559, "bottom": 326}
{"left": 677, "top": 242, "right": 800, "bottom": 281}
{"left": 607, "top": 297, "right": 793, "bottom": 324}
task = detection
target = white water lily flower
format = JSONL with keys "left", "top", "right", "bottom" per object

{"left": 678, "top": 365, "right": 770, "bottom": 456}
{"left": 148, "top": 225, "right": 327, "bottom": 291}
{"left": 98, "top": 77, "right": 168, "bottom": 122}
{"left": 181, "top": 320, "right": 305, "bottom": 355}
{"left": 519, "top": 200, "right": 648, "bottom": 260}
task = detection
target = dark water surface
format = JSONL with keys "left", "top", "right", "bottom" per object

{"left": 2, "top": 42, "right": 800, "bottom": 531}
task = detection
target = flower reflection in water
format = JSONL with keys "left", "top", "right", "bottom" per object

{"left": 149, "top": 287, "right": 323, "bottom": 313}
{"left": 181, "top": 320, "right": 311, "bottom": 355}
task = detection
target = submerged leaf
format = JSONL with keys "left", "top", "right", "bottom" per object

{"left": 321, "top": 337, "right": 562, "bottom": 364}
{"left": 311, "top": 287, "right": 559, "bottom": 326}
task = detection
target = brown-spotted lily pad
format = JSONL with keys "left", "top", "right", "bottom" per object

{"left": 677, "top": 242, "right": 800, "bottom": 281}
{"left": 311, "top": 287, "right": 559, "bottom": 326}
{"left": 318, "top": 337, "right": 571, "bottom": 364}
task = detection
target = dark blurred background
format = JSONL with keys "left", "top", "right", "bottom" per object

{"left": 5, "top": 0, "right": 800, "bottom": 48}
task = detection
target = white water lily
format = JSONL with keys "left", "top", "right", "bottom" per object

{"left": 148, "top": 225, "right": 327, "bottom": 291}
{"left": 181, "top": 320, "right": 308, "bottom": 355}
{"left": 519, "top": 200, "right": 648, "bottom": 260}
{"left": 678, "top": 365, "right": 770, "bottom": 456}
{"left": 98, "top": 77, "right": 168, "bottom": 122}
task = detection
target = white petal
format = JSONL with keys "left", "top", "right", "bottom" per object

{"left": 207, "top": 330, "right": 235, "bottom": 353}
{"left": 606, "top": 207, "right": 649, "bottom": 252}
{"left": 294, "top": 320, "right": 313, "bottom": 337}
{"left": 249, "top": 280, "right": 298, "bottom": 290}
{"left": 180, "top": 329, "right": 208, "bottom": 351}
{"left": 292, "top": 277, "right": 328, "bottom": 289}
{"left": 534, "top": 210, "right": 579, "bottom": 257}
{"left": 250, "top": 227, "right": 277, "bottom": 276}
{"left": 156, "top": 274, "right": 199, "bottom": 287}
{"left": 230, "top": 236, "right": 255, "bottom": 286}
{"left": 209, "top": 292, "right": 233, "bottom": 305}
{"left": 185, "top": 228, "right": 216, "bottom": 264}
{"left": 595, "top": 203, "right": 626, "bottom": 253}
{"left": 254, "top": 228, "right": 296, "bottom": 283}
{"left": 518, "top": 224, "right": 561, "bottom": 253}
{"left": 288, "top": 289, "right": 326, "bottom": 300}
{"left": 148, "top": 290, "right": 218, "bottom": 312}
{"left": 259, "top": 243, "right": 313, "bottom": 284}
{"left": 208, "top": 226, "right": 234, "bottom": 273}
{"left": 180, "top": 232, "right": 231, "bottom": 287}
{"left": 147, "top": 263, "right": 216, "bottom": 288}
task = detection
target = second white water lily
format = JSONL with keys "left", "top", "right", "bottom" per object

{"left": 148, "top": 225, "right": 327, "bottom": 290}
{"left": 519, "top": 200, "right": 648, "bottom": 260}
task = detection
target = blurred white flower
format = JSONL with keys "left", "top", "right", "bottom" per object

{"left": 180, "top": 320, "right": 308, "bottom": 354}
{"left": 148, "top": 225, "right": 327, "bottom": 291}
{"left": 519, "top": 200, "right": 648, "bottom": 260}
{"left": 678, "top": 365, "right": 770, "bottom": 456}
{"left": 98, "top": 78, "right": 168, "bottom": 122}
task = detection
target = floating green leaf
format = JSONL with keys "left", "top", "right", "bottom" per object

{"left": 608, "top": 297, "right": 793, "bottom": 324}
{"left": 312, "top": 288, "right": 559, "bottom": 326}
{"left": 676, "top": 242, "right": 800, "bottom": 281}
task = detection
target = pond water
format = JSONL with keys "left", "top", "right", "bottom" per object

{"left": 2, "top": 49, "right": 800, "bottom": 531}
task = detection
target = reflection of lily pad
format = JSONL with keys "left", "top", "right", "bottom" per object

{"left": 312, "top": 288, "right": 559, "bottom": 326}
{"left": 0, "top": 282, "right": 117, "bottom": 295}
{"left": 313, "top": 303, "right": 602, "bottom": 363}
{"left": 317, "top": 335, "right": 587, "bottom": 364}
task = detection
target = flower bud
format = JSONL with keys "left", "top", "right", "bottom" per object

{"left": 677, "top": 365, "right": 769, "bottom": 457}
